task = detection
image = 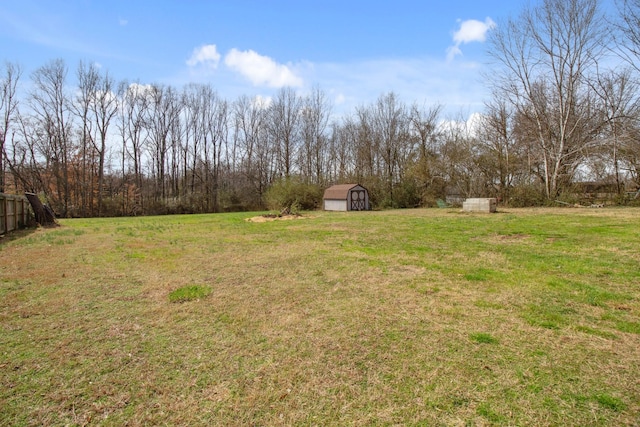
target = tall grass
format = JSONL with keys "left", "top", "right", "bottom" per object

{"left": 1, "top": 208, "right": 638, "bottom": 425}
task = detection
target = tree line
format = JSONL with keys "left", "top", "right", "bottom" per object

{"left": 1, "top": 0, "right": 639, "bottom": 217}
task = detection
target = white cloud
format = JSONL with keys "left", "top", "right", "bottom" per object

{"left": 173, "top": 48, "right": 487, "bottom": 123}
{"left": 447, "top": 17, "right": 496, "bottom": 61}
{"left": 187, "top": 44, "right": 221, "bottom": 69}
{"left": 252, "top": 95, "right": 272, "bottom": 109}
{"left": 438, "top": 112, "right": 485, "bottom": 138}
{"left": 119, "top": 18, "right": 128, "bottom": 26}
{"left": 454, "top": 18, "right": 496, "bottom": 44}
{"left": 467, "top": 111, "right": 484, "bottom": 134}
{"left": 445, "top": 45, "right": 463, "bottom": 62}
{"left": 224, "top": 48, "right": 303, "bottom": 88}
{"left": 127, "top": 82, "right": 155, "bottom": 98}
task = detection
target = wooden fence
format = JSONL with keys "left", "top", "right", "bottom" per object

{"left": 0, "top": 193, "right": 31, "bottom": 235}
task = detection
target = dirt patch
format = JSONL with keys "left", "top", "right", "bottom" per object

{"left": 245, "top": 214, "right": 311, "bottom": 223}
{"left": 488, "top": 233, "right": 531, "bottom": 243}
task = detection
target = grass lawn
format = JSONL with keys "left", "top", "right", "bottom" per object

{"left": 1, "top": 207, "right": 639, "bottom": 426}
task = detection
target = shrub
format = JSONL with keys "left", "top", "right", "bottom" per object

{"left": 507, "top": 184, "right": 546, "bottom": 207}
{"left": 393, "top": 179, "right": 422, "bottom": 208}
{"left": 264, "top": 177, "right": 323, "bottom": 211}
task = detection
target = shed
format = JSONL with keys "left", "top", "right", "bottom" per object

{"left": 462, "top": 198, "right": 497, "bottom": 213}
{"left": 323, "top": 184, "right": 369, "bottom": 211}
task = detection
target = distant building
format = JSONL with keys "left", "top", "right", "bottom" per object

{"left": 445, "top": 186, "right": 465, "bottom": 206}
{"left": 323, "top": 184, "right": 369, "bottom": 211}
{"left": 573, "top": 181, "right": 620, "bottom": 201}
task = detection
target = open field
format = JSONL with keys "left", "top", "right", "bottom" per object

{"left": 1, "top": 208, "right": 639, "bottom": 426}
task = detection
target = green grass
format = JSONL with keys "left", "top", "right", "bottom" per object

{"left": 0, "top": 207, "right": 639, "bottom": 425}
{"left": 168, "top": 285, "right": 212, "bottom": 303}
{"left": 470, "top": 332, "right": 499, "bottom": 344}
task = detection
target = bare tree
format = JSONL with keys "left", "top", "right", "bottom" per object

{"left": 326, "top": 119, "right": 355, "bottom": 183}
{"left": 299, "top": 86, "right": 332, "bottom": 185}
{"left": 7, "top": 114, "right": 47, "bottom": 194}
{"left": 182, "top": 84, "right": 204, "bottom": 199}
{"left": 487, "top": 0, "right": 609, "bottom": 198}
{"left": 408, "top": 103, "right": 443, "bottom": 202}
{"left": 438, "top": 115, "right": 481, "bottom": 199}
{"left": 590, "top": 68, "right": 640, "bottom": 192}
{"left": 144, "top": 84, "right": 182, "bottom": 202}
{"left": 201, "top": 87, "right": 228, "bottom": 212}
{"left": 475, "top": 98, "right": 524, "bottom": 201}
{"left": 615, "top": 0, "right": 640, "bottom": 71}
{"left": 179, "top": 83, "right": 228, "bottom": 212}
{"left": 90, "top": 68, "right": 118, "bottom": 215}
{"left": 75, "top": 62, "right": 118, "bottom": 215}
{"left": 352, "top": 106, "right": 378, "bottom": 181}
{"left": 232, "top": 95, "right": 272, "bottom": 206}
{"left": 167, "top": 96, "right": 184, "bottom": 202}
{"left": 0, "top": 62, "right": 21, "bottom": 193}
{"left": 29, "top": 59, "right": 73, "bottom": 215}
{"left": 75, "top": 61, "right": 99, "bottom": 215}
{"left": 116, "top": 82, "right": 150, "bottom": 213}
{"left": 372, "top": 92, "right": 410, "bottom": 206}
{"left": 268, "top": 88, "right": 301, "bottom": 178}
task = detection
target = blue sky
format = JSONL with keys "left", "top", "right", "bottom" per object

{"left": 1, "top": 1, "right": 530, "bottom": 118}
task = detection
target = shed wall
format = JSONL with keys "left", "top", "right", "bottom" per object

{"left": 324, "top": 199, "right": 348, "bottom": 211}
{"left": 462, "top": 198, "right": 497, "bottom": 213}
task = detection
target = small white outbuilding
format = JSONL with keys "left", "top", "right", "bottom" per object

{"left": 462, "top": 197, "right": 497, "bottom": 213}
{"left": 323, "top": 184, "right": 369, "bottom": 211}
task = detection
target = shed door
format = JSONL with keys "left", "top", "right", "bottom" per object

{"left": 350, "top": 190, "right": 366, "bottom": 211}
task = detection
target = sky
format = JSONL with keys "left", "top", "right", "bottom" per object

{"left": 0, "top": 0, "right": 535, "bottom": 120}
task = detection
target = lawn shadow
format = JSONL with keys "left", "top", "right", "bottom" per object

{"left": 0, "top": 226, "right": 39, "bottom": 246}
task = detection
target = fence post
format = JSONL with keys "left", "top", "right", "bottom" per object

{"left": 10, "top": 197, "right": 16, "bottom": 230}
{"left": 19, "top": 198, "right": 26, "bottom": 227}
{"left": 9, "top": 196, "right": 14, "bottom": 232}
{"left": 1, "top": 194, "right": 6, "bottom": 235}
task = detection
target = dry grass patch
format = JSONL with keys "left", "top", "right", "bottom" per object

{"left": 1, "top": 208, "right": 639, "bottom": 425}
{"left": 487, "top": 233, "right": 531, "bottom": 243}
{"left": 245, "top": 213, "right": 312, "bottom": 223}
